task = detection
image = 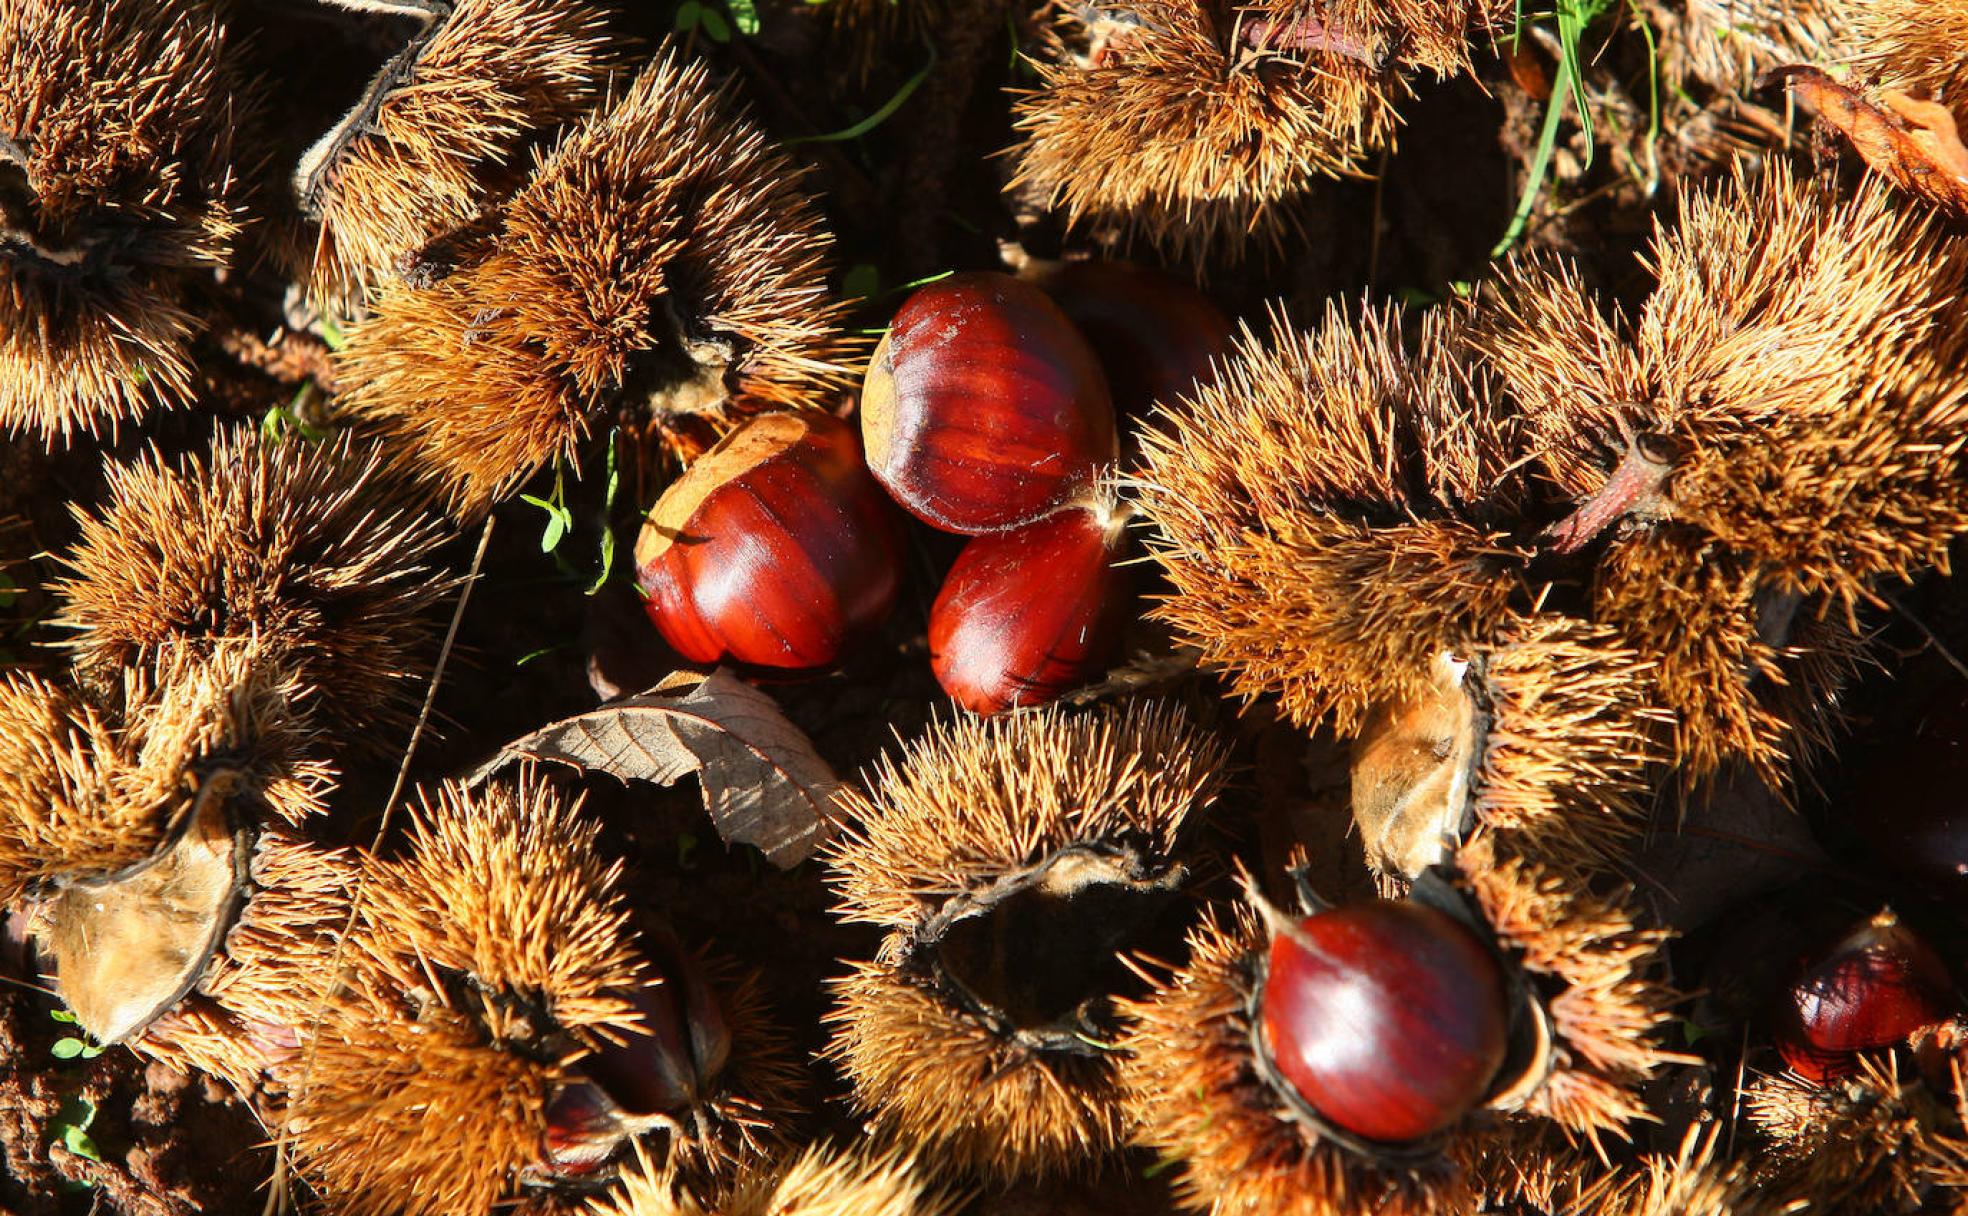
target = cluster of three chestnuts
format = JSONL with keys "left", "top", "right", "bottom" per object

{"left": 635, "top": 266, "right": 1228, "bottom": 713}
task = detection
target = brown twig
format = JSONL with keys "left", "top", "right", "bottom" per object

{"left": 1541, "top": 430, "right": 1676, "bottom": 555}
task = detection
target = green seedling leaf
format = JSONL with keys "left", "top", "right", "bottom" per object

{"left": 50, "top": 1094, "right": 99, "bottom": 1164}
{"left": 587, "top": 432, "right": 623, "bottom": 595}
{"left": 589, "top": 528, "right": 616, "bottom": 595}
{"left": 49, "top": 1009, "right": 78, "bottom": 1024}
{"left": 62, "top": 1123, "right": 101, "bottom": 1162}
{"left": 698, "top": 3, "right": 731, "bottom": 40}
{"left": 728, "top": 0, "right": 759, "bottom": 35}
{"left": 319, "top": 316, "right": 348, "bottom": 352}
{"left": 677, "top": 0, "right": 702, "bottom": 30}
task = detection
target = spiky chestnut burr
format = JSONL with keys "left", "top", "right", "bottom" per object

{"left": 295, "top": 0, "right": 621, "bottom": 308}
{"left": 588, "top": 1144, "right": 957, "bottom": 1216}
{"left": 928, "top": 498, "right": 1134, "bottom": 714}
{"left": 289, "top": 777, "right": 803, "bottom": 1216}
{"left": 1470, "top": 164, "right": 1968, "bottom": 787}
{"left": 1670, "top": 0, "right": 1855, "bottom": 93}
{"left": 1481, "top": 1124, "right": 1794, "bottom": 1216}
{"left": 0, "top": 639, "right": 347, "bottom": 1092}
{"left": 635, "top": 411, "right": 903, "bottom": 671}
{"left": 862, "top": 271, "right": 1116, "bottom": 535}
{"left": 824, "top": 704, "right": 1228, "bottom": 1183}
{"left": 1134, "top": 304, "right": 1658, "bottom": 879}
{"left": 56, "top": 425, "right": 452, "bottom": 752}
{"left": 127, "top": 828, "right": 360, "bottom": 1097}
{"left": 1119, "top": 835, "right": 1683, "bottom": 1216}
{"left": 335, "top": 46, "right": 857, "bottom": 517}
{"left": 0, "top": 641, "right": 333, "bottom": 907}
{"left": 1744, "top": 1049, "right": 1968, "bottom": 1212}
{"left": 1007, "top": 0, "right": 1507, "bottom": 265}
{"left": 0, "top": 0, "right": 255, "bottom": 440}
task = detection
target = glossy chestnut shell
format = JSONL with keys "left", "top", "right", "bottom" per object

{"left": 1259, "top": 901, "right": 1509, "bottom": 1144}
{"left": 1034, "top": 260, "right": 1232, "bottom": 419}
{"left": 928, "top": 504, "right": 1132, "bottom": 715}
{"left": 861, "top": 271, "right": 1117, "bottom": 534}
{"left": 635, "top": 411, "right": 902, "bottom": 670}
{"left": 1774, "top": 910, "right": 1955, "bottom": 1082}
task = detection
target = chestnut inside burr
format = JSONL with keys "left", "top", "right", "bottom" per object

{"left": 1350, "top": 651, "right": 1488, "bottom": 880}
{"left": 916, "top": 845, "right": 1185, "bottom": 1052}
{"left": 581, "top": 932, "right": 733, "bottom": 1118}
{"left": 1243, "top": 879, "right": 1554, "bottom": 1162}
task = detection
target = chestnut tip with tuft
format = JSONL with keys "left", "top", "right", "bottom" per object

{"left": 928, "top": 499, "right": 1134, "bottom": 715}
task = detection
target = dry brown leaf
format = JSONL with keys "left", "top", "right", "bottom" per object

{"left": 468, "top": 668, "right": 841, "bottom": 867}
{"left": 1772, "top": 66, "right": 1968, "bottom": 214}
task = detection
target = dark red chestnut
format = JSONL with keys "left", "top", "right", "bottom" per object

{"left": 635, "top": 411, "right": 902, "bottom": 670}
{"left": 861, "top": 271, "right": 1117, "bottom": 534}
{"left": 582, "top": 933, "right": 732, "bottom": 1116}
{"left": 1773, "top": 910, "right": 1955, "bottom": 1082}
{"left": 928, "top": 502, "right": 1133, "bottom": 715}
{"left": 1259, "top": 900, "right": 1509, "bottom": 1144}
{"left": 1031, "top": 259, "right": 1233, "bottom": 419}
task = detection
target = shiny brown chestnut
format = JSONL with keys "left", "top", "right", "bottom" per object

{"left": 861, "top": 272, "right": 1117, "bottom": 534}
{"left": 1030, "top": 259, "right": 1233, "bottom": 419}
{"left": 928, "top": 502, "right": 1133, "bottom": 715}
{"left": 1774, "top": 910, "right": 1955, "bottom": 1083}
{"left": 635, "top": 411, "right": 902, "bottom": 670}
{"left": 1258, "top": 900, "right": 1509, "bottom": 1144}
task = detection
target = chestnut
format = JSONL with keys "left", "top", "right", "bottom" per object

{"left": 861, "top": 272, "right": 1117, "bottom": 534}
{"left": 928, "top": 502, "right": 1133, "bottom": 715}
{"left": 635, "top": 411, "right": 902, "bottom": 670}
{"left": 1031, "top": 260, "right": 1233, "bottom": 419}
{"left": 1258, "top": 900, "right": 1509, "bottom": 1144}
{"left": 1773, "top": 910, "right": 1955, "bottom": 1082}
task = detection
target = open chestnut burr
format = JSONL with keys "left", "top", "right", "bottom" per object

{"left": 823, "top": 704, "right": 1228, "bottom": 1182}
{"left": 286, "top": 777, "right": 803, "bottom": 1216}
{"left": 1770, "top": 910, "right": 1957, "bottom": 1083}
{"left": 1744, "top": 908, "right": 1968, "bottom": 1212}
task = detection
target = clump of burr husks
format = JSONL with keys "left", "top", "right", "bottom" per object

{"left": 636, "top": 263, "right": 1228, "bottom": 716}
{"left": 22, "top": 5, "right": 1968, "bottom": 1216}
{"left": 1009, "top": 0, "right": 1510, "bottom": 262}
